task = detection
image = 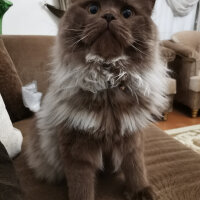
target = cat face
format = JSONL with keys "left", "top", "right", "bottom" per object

{"left": 59, "top": 0, "right": 156, "bottom": 60}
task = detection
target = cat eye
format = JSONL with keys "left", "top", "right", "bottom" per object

{"left": 89, "top": 3, "right": 99, "bottom": 14}
{"left": 122, "top": 8, "right": 133, "bottom": 19}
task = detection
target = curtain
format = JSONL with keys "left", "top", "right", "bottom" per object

{"left": 152, "top": 0, "right": 198, "bottom": 40}
{"left": 196, "top": 3, "right": 200, "bottom": 31}
{"left": 166, "top": 0, "right": 199, "bottom": 16}
{"left": 59, "top": 0, "right": 71, "bottom": 10}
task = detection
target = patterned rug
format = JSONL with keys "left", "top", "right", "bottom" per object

{"left": 165, "top": 125, "right": 200, "bottom": 154}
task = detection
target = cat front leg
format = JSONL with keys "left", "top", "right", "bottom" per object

{"left": 58, "top": 130, "right": 102, "bottom": 200}
{"left": 122, "top": 134, "right": 155, "bottom": 200}
{"left": 65, "top": 161, "right": 96, "bottom": 200}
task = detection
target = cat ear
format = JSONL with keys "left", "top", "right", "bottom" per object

{"left": 139, "top": 0, "right": 156, "bottom": 15}
{"left": 146, "top": 0, "right": 156, "bottom": 15}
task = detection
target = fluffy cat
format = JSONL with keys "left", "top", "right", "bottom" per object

{"left": 26, "top": 0, "right": 168, "bottom": 199}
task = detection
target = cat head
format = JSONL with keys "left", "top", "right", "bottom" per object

{"left": 58, "top": 0, "right": 157, "bottom": 61}
{"left": 51, "top": 0, "right": 168, "bottom": 127}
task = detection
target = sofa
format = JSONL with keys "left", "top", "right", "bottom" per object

{"left": 161, "top": 31, "right": 200, "bottom": 118}
{"left": 1, "top": 35, "right": 200, "bottom": 200}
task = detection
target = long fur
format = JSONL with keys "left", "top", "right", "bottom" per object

{"left": 26, "top": 43, "right": 167, "bottom": 182}
{"left": 26, "top": 0, "right": 167, "bottom": 199}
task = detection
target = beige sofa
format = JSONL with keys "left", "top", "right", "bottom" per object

{"left": 1, "top": 35, "right": 200, "bottom": 200}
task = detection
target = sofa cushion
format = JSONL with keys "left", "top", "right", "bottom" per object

{"left": 189, "top": 76, "right": 200, "bottom": 92}
{"left": 166, "top": 78, "right": 176, "bottom": 95}
{"left": 0, "top": 39, "right": 31, "bottom": 122}
{"left": 13, "top": 118, "right": 200, "bottom": 200}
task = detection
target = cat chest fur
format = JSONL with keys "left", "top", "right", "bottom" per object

{"left": 64, "top": 88, "right": 137, "bottom": 136}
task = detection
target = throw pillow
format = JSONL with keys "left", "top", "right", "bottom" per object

{"left": 0, "top": 38, "right": 31, "bottom": 122}
{"left": 0, "top": 94, "right": 23, "bottom": 158}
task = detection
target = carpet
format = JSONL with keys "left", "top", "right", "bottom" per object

{"left": 165, "top": 125, "right": 200, "bottom": 154}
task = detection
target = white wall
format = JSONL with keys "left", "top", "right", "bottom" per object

{"left": 3, "top": 0, "right": 59, "bottom": 35}
{"left": 4, "top": 0, "right": 197, "bottom": 38}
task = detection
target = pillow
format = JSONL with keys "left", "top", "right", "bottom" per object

{"left": 0, "top": 38, "right": 31, "bottom": 122}
{"left": 0, "top": 94, "right": 23, "bottom": 158}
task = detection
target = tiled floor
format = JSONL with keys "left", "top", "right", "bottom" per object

{"left": 155, "top": 104, "right": 200, "bottom": 131}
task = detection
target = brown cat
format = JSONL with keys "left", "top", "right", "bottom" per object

{"left": 26, "top": 0, "right": 168, "bottom": 199}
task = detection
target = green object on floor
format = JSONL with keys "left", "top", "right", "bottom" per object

{"left": 0, "top": 0, "right": 13, "bottom": 34}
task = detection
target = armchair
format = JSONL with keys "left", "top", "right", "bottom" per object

{"left": 162, "top": 31, "right": 200, "bottom": 118}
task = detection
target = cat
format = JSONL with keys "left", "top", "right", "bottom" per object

{"left": 26, "top": 0, "right": 168, "bottom": 199}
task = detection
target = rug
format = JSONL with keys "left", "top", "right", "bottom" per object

{"left": 165, "top": 125, "right": 200, "bottom": 154}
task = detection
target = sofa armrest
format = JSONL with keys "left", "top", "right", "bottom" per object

{"left": 189, "top": 76, "right": 200, "bottom": 92}
{"left": 160, "top": 46, "right": 176, "bottom": 63}
{"left": 1, "top": 35, "right": 56, "bottom": 95}
{"left": 161, "top": 40, "right": 200, "bottom": 61}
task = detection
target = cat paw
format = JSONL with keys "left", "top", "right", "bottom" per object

{"left": 124, "top": 187, "right": 156, "bottom": 200}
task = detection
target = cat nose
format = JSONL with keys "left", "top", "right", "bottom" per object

{"left": 102, "top": 13, "right": 115, "bottom": 23}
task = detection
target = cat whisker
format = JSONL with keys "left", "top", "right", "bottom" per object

{"left": 64, "top": 36, "right": 80, "bottom": 44}
{"left": 126, "top": 85, "right": 140, "bottom": 104}
{"left": 73, "top": 34, "right": 89, "bottom": 46}
{"left": 64, "top": 32, "right": 89, "bottom": 48}
{"left": 129, "top": 43, "right": 148, "bottom": 56}
{"left": 70, "top": 33, "right": 91, "bottom": 52}
{"left": 65, "top": 36, "right": 80, "bottom": 42}
{"left": 134, "top": 39, "right": 149, "bottom": 46}
{"left": 133, "top": 40, "right": 146, "bottom": 47}
{"left": 133, "top": 91, "right": 139, "bottom": 104}
{"left": 64, "top": 28, "right": 83, "bottom": 31}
